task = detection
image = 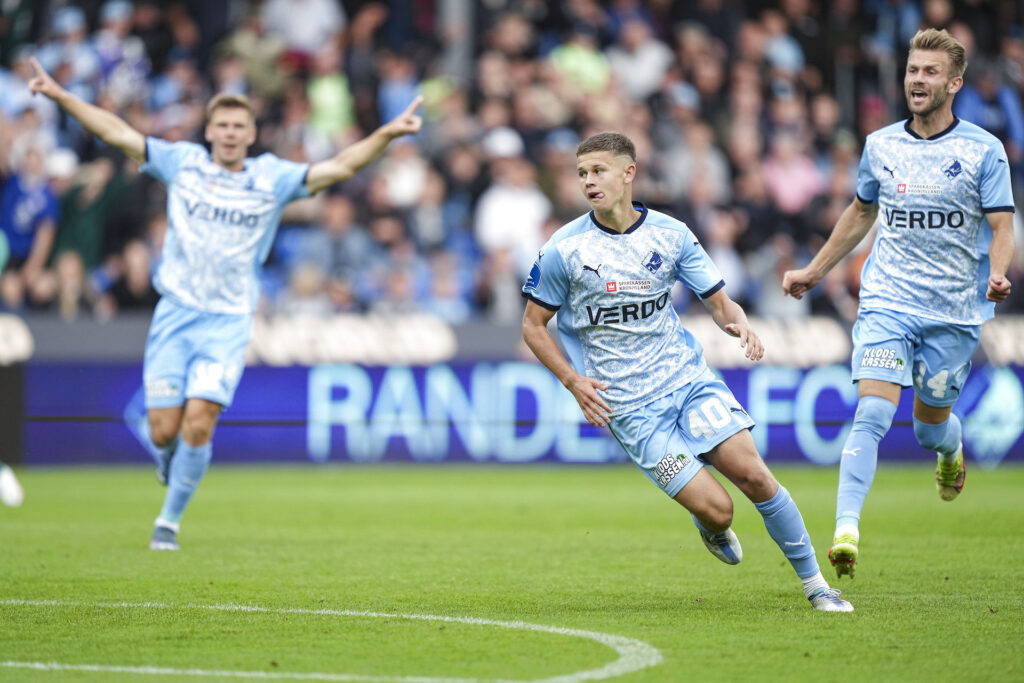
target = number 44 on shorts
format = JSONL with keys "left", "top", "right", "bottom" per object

{"left": 915, "top": 363, "right": 949, "bottom": 399}
{"left": 687, "top": 397, "right": 733, "bottom": 439}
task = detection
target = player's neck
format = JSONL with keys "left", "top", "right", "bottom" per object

{"left": 594, "top": 199, "right": 640, "bottom": 234}
{"left": 908, "top": 108, "right": 955, "bottom": 139}
{"left": 215, "top": 159, "right": 246, "bottom": 172}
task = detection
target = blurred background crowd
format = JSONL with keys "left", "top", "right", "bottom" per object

{"left": 1, "top": 0, "right": 1023, "bottom": 326}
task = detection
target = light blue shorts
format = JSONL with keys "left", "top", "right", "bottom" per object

{"left": 608, "top": 368, "right": 755, "bottom": 498}
{"left": 143, "top": 297, "right": 253, "bottom": 409}
{"left": 851, "top": 308, "right": 980, "bottom": 408}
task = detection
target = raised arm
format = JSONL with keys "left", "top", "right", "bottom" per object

{"left": 782, "top": 196, "right": 879, "bottom": 299}
{"left": 986, "top": 210, "right": 1015, "bottom": 302}
{"left": 305, "top": 96, "right": 423, "bottom": 195}
{"left": 700, "top": 289, "right": 764, "bottom": 362}
{"left": 27, "top": 57, "right": 146, "bottom": 163}
{"left": 521, "top": 300, "right": 612, "bottom": 428}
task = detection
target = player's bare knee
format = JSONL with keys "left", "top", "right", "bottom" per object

{"left": 733, "top": 466, "right": 777, "bottom": 503}
{"left": 148, "top": 416, "right": 179, "bottom": 447}
{"left": 181, "top": 415, "right": 216, "bottom": 446}
{"left": 698, "top": 494, "right": 733, "bottom": 531}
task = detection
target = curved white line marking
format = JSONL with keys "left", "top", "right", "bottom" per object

{"left": 0, "top": 599, "right": 662, "bottom": 682}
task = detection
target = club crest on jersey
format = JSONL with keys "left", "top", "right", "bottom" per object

{"left": 942, "top": 158, "right": 963, "bottom": 180}
{"left": 642, "top": 250, "right": 663, "bottom": 274}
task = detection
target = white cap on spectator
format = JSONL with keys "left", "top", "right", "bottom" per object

{"left": 52, "top": 6, "right": 86, "bottom": 35}
{"left": 667, "top": 82, "right": 700, "bottom": 110}
{"left": 481, "top": 126, "right": 524, "bottom": 159}
{"left": 101, "top": 0, "right": 134, "bottom": 23}
{"left": 46, "top": 148, "right": 80, "bottom": 179}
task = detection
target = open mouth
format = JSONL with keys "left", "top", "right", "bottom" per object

{"left": 909, "top": 89, "right": 928, "bottom": 104}
{"left": 587, "top": 191, "right": 604, "bottom": 201}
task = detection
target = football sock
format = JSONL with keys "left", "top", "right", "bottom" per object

{"left": 754, "top": 485, "right": 818, "bottom": 579}
{"left": 157, "top": 440, "right": 213, "bottom": 526}
{"left": 913, "top": 414, "right": 961, "bottom": 464}
{"left": 835, "top": 395, "right": 896, "bottom": 530}
{"left": 801, "top": 571, "right": 830, "bottom": 598}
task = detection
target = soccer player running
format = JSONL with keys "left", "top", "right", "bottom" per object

{"left": 521, "top": 132, "right": 853, "bottom": 612}
{"left": 28, "top": 57, "right": 423, "bottom": 550}
{"left": 782, "top": 29, "right": 1016, "bottom": 579}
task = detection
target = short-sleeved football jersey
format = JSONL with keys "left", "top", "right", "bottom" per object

{"left": 856, "top": 118, "right": 1015, "bottom": 325}
{"left": 142, "top": 138, "right": 310, "bottom": 314}
{"left": 522, "top": 204, "right": 724, "bottom": 415}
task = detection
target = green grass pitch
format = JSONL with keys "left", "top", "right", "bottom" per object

{"left": 1, "top": 462, "right": 1022, "bottom": 682}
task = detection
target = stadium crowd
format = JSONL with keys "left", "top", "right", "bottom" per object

{"left": 1, "top": 0, "right": 1023, "bottom": 324}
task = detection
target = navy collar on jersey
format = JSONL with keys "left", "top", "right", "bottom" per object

{"left": 589, "top": 202, "right": 648, "bottom": 235}
{"left": 904, "top": 116, "right": 959, "bottom": 140}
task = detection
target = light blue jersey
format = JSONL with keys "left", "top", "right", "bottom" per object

{"left": 142, "top": 138, "right": 311, "bottom": 314}
{"left": 856, "top": 118, "right": 1015, "bottom": 325}
{"left": 522, "top": 204, "right": 724, "bottom": 415}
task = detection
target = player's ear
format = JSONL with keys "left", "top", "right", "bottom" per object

{"left": 948, "top": 76, "right": 963, "bottom": 95}
{"left": 623, "top": 162, "right": 636, "bottom": 184}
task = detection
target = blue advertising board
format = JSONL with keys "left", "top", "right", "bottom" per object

{"left": 22, "top": 361, "right": 1024, "bottom": 468}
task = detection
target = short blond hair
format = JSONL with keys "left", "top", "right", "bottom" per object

{"left": 909, "top": 28, "right": 967, "bottom": 78}
{"left": 206, "top": 93, "right": 255, "bottom": 121}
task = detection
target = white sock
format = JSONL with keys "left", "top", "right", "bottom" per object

{"left": 154, "top": 518, "right": 180, "bottom": 533}
{"left": 801, "top": 571, "right": 830, "bottom": 598}
{"left": 834, "top": 523, "right": 860, "bottom": 541}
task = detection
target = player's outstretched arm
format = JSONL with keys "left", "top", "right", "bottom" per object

{"left": 522, "top": 300, "right": 612, "bottom": 428}
{"left": 305, "top": 96, "right": 424, "bottom": 195}
{"left": 986, "top": 211, "right": 1015, "bottom": 302}
{"left": 701, "top": 289, "right": 764, "bottom": 362}
{"left": 782, "top": 197, "right": 878, "bottom": 299}
{"left": 27, "top": 57, "right": 145, "bottom": 162}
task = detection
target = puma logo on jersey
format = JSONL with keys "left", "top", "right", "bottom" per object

{"left": 883, "top": 165, "right": 897, "bottom": 178}
{"left": 583, "top": 264, "right": 602, "bottom": 278}
{"left": 842, "top": 448, "right": 861, "bottom": 458}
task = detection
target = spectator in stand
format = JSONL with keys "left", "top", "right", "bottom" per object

{"left": 606, "top": 19, "right": 674, "bottom": 102}
{"left": 474, "top": 150, "right": 550, "bottom": 282}
{"left": 52, "top": 155, "right": 129, "bottom": 273}
{"left": 549, "top": 24, "right": 612, "bottom": 100}
{"left": 306, "top": 41, "right": 357, "bottom": 153}
{"left": 0, "top": 135, "right": 58, "bottom": 310}
{"left": 276, "top": 262, "right": 333, "bottom": 317}
{"left": 35, "top": 6, "right": 100, "bottom": 102}
{"left": 103, "top": 238, "right": 160, "bottom": 313}
{"left": 261, "top": 0, "right": 346, "bottom": 71}
{"left": 1, "top": 48, "right": 61, "bottom": 137}
{"left": 149, "top": 47, "right": 206, "bottom": 111}
{"left": 92, "top": 0, "right": 151, "bottom": 108}
{"left": 762, "top": 129, "right": 824, "bottom": 240}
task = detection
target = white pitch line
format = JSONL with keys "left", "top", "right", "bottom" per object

{"left": 0, "top": 599, "right": 662, "bottom": 683}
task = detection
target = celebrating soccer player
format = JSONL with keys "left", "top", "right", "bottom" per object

{"left": 28, "top": 57, "right": 422, "bottom": 551}
{"left": 521, "top": 132, "right": 853, "bottom": 612}
{"left": 782, "top": 29, "right": 1016, "bottom": 579}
